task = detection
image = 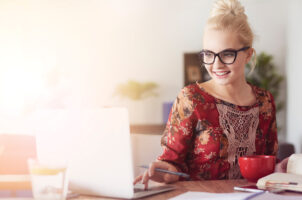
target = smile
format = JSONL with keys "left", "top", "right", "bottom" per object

{"left": 213, "top": 71, "right": 231, "bottom": 77}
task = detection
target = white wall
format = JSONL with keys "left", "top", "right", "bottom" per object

{"left": 286, "top": 0, "right": 302, "bottom": 153}
{"left": 0, "top": 0, "right": 296, "bottom": 179}
{"left": 0, "top": 0, "right": 288, "bottom": 130}
{"left": 242, "top": 0, "right": 288, "bottom": 139}
{"left": 0, "top": 0, "right": 292, "bottom": 167}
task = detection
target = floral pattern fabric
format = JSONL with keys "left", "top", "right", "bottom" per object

{"left": 158, "top": 83, "right": 278, "bottom": 180}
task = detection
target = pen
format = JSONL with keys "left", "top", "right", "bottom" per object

{"left": 243, "top": 191, "right": 265, "bottom": 200}
{"left": 139, "top": 165, "right": 190, "bottom": 179}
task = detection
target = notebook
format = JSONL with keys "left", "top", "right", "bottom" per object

{"left": 257, "top": 154, "right": 302, "bottom": 192}
{"left": 33, "top": 108, "right": 175, "bottom": 199}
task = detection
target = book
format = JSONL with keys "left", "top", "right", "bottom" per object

{"left": 256, "top": 154, "right": 302, "bottom": 192}
{"left": 257, "top": 172, "right": 302, "bottom": 192}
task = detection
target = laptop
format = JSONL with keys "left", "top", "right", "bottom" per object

{"left": 33, "top": 108, "right": 175, "bottom": 199}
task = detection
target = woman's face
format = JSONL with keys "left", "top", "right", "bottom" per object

{"left": 202, "top": 28, "right": 252, "bottom": 86}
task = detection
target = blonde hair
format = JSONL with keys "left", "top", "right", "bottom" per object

{"left": 206, "top": 0, "right": 256, "bottom": 73}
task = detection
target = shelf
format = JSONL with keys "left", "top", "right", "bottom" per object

{"left": 130, "top": 124, "right": 166, "bottom": 135}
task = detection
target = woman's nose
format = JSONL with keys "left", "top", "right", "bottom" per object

{"left": 213, "top": 56, "right": 225, "bottom": 69}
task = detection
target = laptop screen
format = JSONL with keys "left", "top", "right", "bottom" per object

{"left": 34, "top": 108, "right": 135, "bottom": 198}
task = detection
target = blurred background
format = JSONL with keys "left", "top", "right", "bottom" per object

{"left": 0, "top": 0, "right": 301, "bottom": 177}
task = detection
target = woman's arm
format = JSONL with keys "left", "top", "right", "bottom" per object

{"left": 133, "top": 160, "right": 179, "bottom": 190}
{"left": 133, "top": 87, "right": 196, "bottom": 189}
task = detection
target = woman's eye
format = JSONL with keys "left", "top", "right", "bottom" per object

{"left": 222, "top": 52, "right": 235, "bottom": 57}
{"left": 204, "top": 52, "right": 213, "bottom": 57}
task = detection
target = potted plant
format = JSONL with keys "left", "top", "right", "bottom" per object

{"left": 246, "top": 52, "right": 284, "bottom": 112}
{"left": 114, "top": 80, "right": 158, "bottom": 101}
{"left": 114, "top": 80, "right": 159, "bottom": 124}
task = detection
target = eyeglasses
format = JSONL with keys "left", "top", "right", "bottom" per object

{"left": 199, "top": 46, "right": 250, "bottom": 65}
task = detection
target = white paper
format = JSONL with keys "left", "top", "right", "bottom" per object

{"left": 170, "top": 191, "right": 302, "bottom": 200}
{"left": 252, "top": 192, "right": 302, "bottom": 200}
{"left": 169, "top": 191, "right": 252, "bottom": 200}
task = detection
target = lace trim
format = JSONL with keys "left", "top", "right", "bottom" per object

{"left": 216, "top": 103, "right": 259, "bottom": 179}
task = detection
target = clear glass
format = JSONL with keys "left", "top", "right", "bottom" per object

{"left": 28, "top": 159, "right": 68, "bottom": 200}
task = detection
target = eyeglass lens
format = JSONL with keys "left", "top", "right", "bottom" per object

{"left": 202, "top": 51, "right": 236, "bottom": 64}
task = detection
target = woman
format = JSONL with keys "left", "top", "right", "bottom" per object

{"left": 134, "top": 0, "right": 287, "bottom": 189}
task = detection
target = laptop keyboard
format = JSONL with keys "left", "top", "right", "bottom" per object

{"left": 134, "top": 185, "right": 172, "bottom": 193}
{"left": 132, "top": 185, "right": 175, "bottom": 199}
{"left": 134, "top": 187, "right": 145, "bottom": 193}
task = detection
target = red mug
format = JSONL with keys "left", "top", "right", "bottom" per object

{"left": 239, "top": 155, "right": 276, "bottom": 182}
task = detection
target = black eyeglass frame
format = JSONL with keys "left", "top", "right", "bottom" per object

{"left": 199, "top": 46, "right": 250, "bottom": 65}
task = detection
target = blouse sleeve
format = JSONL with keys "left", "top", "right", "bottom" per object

{"left": 157, "top": 87, "right": 196, "bottom": 173}
{"left": 265, "top": 92, "right": 278, "bottom": 155}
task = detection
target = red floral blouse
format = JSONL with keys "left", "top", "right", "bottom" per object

{"left": 158, "top": 83, "right": 278, "bottom": 180}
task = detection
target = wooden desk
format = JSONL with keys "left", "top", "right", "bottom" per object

{"left": 2, "top": 179, "right": 301, "bottom": 199}
{"left": 75, "top": 179, "right": 302, "bottom": 200}
{"left": 76, "top": 179, "right": 249, "bottom": 200}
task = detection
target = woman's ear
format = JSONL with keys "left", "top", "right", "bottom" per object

{"left": 245, "top": 48, "right": 254, "bottom": 63}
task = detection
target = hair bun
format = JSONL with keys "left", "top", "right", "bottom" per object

{"left": 210, "top": 0, "right": 245, "bottom": 18}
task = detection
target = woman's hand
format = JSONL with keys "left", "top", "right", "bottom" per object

{"left": 133, "top": 161, "right": 179, "bottom": 190}
{"left": 275, "top": 157, "right": 289, "bottom": 173}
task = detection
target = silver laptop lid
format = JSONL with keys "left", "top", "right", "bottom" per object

{"left": 34, "top": 108, "right": 134, "bottom": 199}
